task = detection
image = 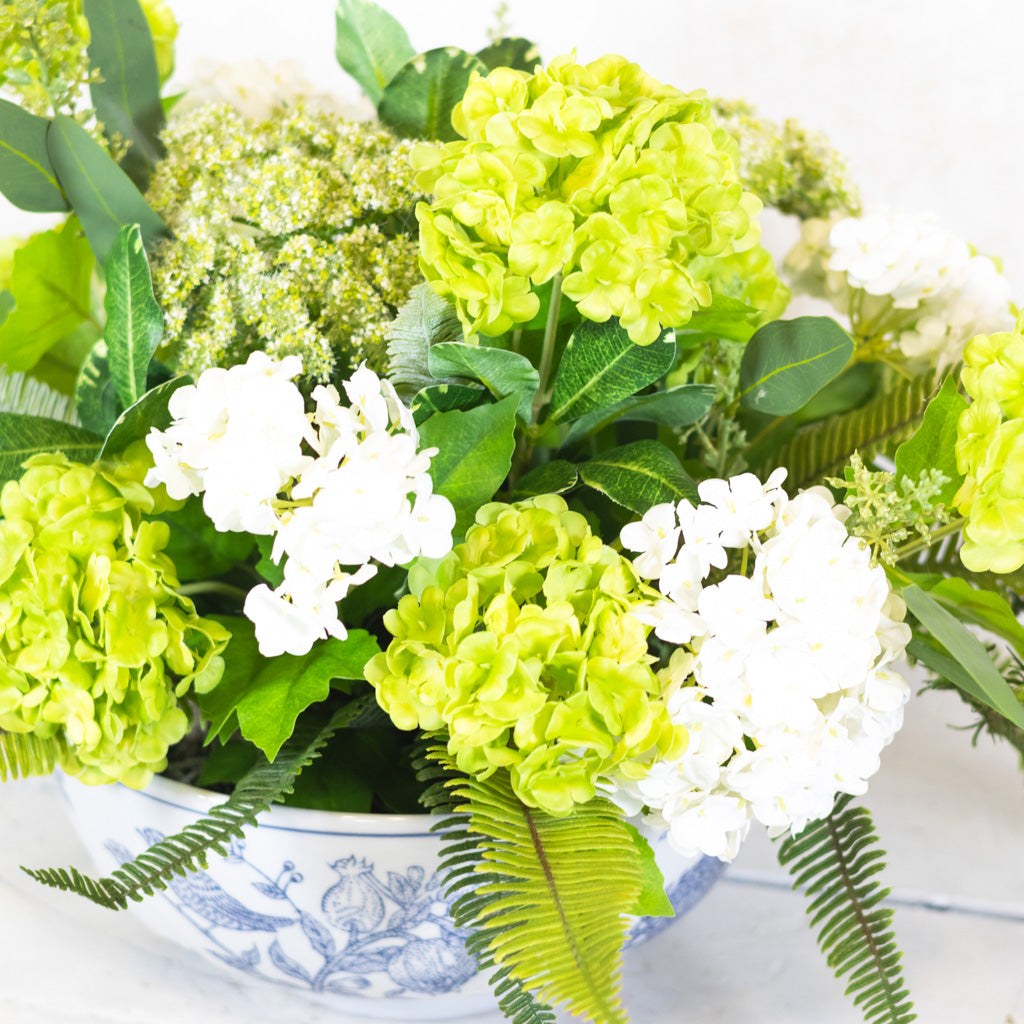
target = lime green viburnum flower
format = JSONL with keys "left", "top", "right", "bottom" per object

{"left": 0, "top": 444, "right": 229, "bottom": 787}
{"left": 364, "top": 494, "right": 686, "bottom": 816}
{"left": 955, "top": 310, "right": 1024, "bottom": 573}
{"left": 412, "top": 54, "right": 764, "bottom": 344}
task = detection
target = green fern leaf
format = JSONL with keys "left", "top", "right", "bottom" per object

{"left": 426, "top": 748, "right": 643, "bottom": 1024}
{"left": 778, "top": 795, "right": 916, "bottom": 1024}
{"left": 762, "top": 370, "right": 939, "bottom": 489}
{"left": 385, "top": 283, "right": 465, "bottom": 398}
{"left": 0, "top": 368, "right": 81, "bottom": 424}
{"left": 0, "top": 730, "right": 72, "bottom": 780}
{"left": 22, "top": 700, "right": 369, "bottom": 909}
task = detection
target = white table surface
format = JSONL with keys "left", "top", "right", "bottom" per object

{"left": 3, "top": 683, "right": 1023, "bottom": 1024}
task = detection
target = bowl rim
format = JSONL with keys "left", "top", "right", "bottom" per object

{"left": 64, "top": 770, "right": 442, "bottom": 838}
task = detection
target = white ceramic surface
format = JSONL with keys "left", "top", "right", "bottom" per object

{"left": 57, "top": 773, "right": 719, "bottom": 1021}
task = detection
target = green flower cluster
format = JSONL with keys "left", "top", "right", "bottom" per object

{"left": 0, "top": 445, "right": 229, "bottom": 787}
{"left": 955, "top": 311, "right": 1024, "bottom": 573}
{"left": 412, "top": 54, "right": 763, "bottom": 344}
{"left": 712, "top": 99, "right": 860, "bottom": 219}
{"left": 147, "top": 104, "right": 424, "bottom": 381}
{"left": 364, "top": 494, "right": 685, "bottom": 816}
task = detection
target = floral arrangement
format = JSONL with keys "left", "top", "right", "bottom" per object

{"left": 1, "top": 2, "right": 1023, "bottom": 1022}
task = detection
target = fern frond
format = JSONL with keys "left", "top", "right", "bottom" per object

{"left": 23, "top": 705, "right": 353, "bottom": 909}
{"left": 0, "top": 368, "right": 81, "bottom": 424}
{"left": 0, "top": 730, "right": 72, "bottom": 781}
{"left": 427, "top": 747, "right": 643, "bottom": 1024}
{"left": 762, "top": 370, "right": 939, "bottom": 489}
{"left": 778, "top": 795, "right": 916, "bottom": 1024}
{"left": 385, "top": 283, "right": 465, "bottom": 398}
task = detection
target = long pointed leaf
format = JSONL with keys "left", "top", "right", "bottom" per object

{"left": 0, "top": 99, "right": 68, "bottom": 212}
{"left": 0, "top": 414, "right": 103, "bottom": 487}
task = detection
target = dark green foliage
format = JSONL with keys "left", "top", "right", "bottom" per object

{"left": 778, "top": 796, "right": 916, "bottom": 1024}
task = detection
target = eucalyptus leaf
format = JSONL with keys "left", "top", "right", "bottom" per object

{"left": 738, "top": 317, "right": 853, "bottom": 416}
{"left": 84, "top": 0, "right": 165, "bottom": 188}
{"left": 74, "top": 340, "right": 121, "bottom": 435}
{"left": 894, "top": 374, "right": 965, "bottom": 505}
{"left": 427, "top": 342, "right": 539, "bottom": 422}
{"left": 562, "top": 383, "right": 716, "bottom": 446}
{"left": 378, "top": 47, "right": 487, "bottom": 142}
{"left": 902, "top": 583, "right": 1024, "bottom": 730}
{"left": 548, "top": 319, "right": 676, "bottom": 425}
{"left": 0, "top": 98, "right": 68, "bottom": 212}
{"left": 198, "top": 616, "right": 383, "bottom": 760}
{"left": 0, "top": 218, "right": 94, "bottom": 373}
{"left": 510, "top": 459, "right": 579, "bottom": 499}
{"left": 0, "top": 414, "right": 103, "bottom": 487}
{"left": 46, "top": 114, "right": 168, "bottom": 266}
{"left": 578, "top": 440, "right": 697, "bottom": 513}
{"left": 410, "top": 382, "right": 484, "bottom": 425}
{"left": 99, "top": 375, "right": 190, "bottom": 458}
{"left": 475, "top": 38, "right": 542, "bottom": 72}
{"left": 676, "top": 295, "right": 758, "bottom": 344}
{"left": 335, "top": 0, "right": 416, "bottom": 105}
{"left": 417, "top": 394, "right": 518, "bottom": 534}
{"left": 103, "top": 224, "right": 164, "bottom": 409}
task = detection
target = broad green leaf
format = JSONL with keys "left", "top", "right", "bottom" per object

{"left": 791, "top": 361, "right": 881, "bottom": 425}
{"left": 84, "top": 0, "right": 165, "bottom": 188}
{"left": 622, "top": 823, "right": 673, "bottom": 919}
{"left": 899, "top": 572, "right": 1024, "bottom": 657}
{"left": 334, "top": 0, "right": 416, "bottom": 105}
{"left": 578, "top": 440, "right": 697, "bottom": 514}
{"left": 511, "top": 459, "right": 579, "bottom": 498}
{"left": 417, "top": 394, "right": 517, "bottom": 534}
{"left": 156, "top": 495, "right": 255, "bottom": 583}
{"left": 549, "top": 319, "right": 676, "bottom": 425}
{"left": 0, "top": 414, "right": 103, "bottom": 486}
{"left": 562, "top": 383, "right": 716, "bottom": 446}
{"left": 738, "top": 316, "right": 853, "bottom": 416}
{"left": 378, "top": 47, "right": 487, "bottom": 142}
{"left": 99, "top": 375, "right": 190, "bottom": 457}
{"left": 428, "top": 341, "right": 539, "bottom": 422}
{"left": 676, "top": 295, "right": 758, "bottom": 344}
{"left": 0, "top": 98, "right": 68, "bottom": 212}
{"left": 0, "top": 291, "right": 14, "bottom": 326}
{"left": 894, "top": 374, "right": 966, "bottom": 505}
{"left": 102, "top": 224, "right": 164, "bottom": 409}
{"left": 902, "top": 583, "right": 1024, "bottom": 730}
{"left": 0, "top": 219, "right": 94, "bottom": 372}
{"left": 476, "top": 37, "right": 542, "bottom": 72}
{"left": 197, "top": 616, "right": 382, "bottom": 760}
{"left": 46, "top": 114, "right": 168, "bottom": 266}
{"left": 74, "top": 340, "right": 121, "bottom": 435}
{"left": 410, "top": 382, "right": 484, "bottom": 425}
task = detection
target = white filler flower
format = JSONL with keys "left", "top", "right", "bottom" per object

{"left": 613, "top": 470, "right": 911, "bottom": 861}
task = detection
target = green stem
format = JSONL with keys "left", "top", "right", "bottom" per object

{"left": 531, "top": 271, "right": 563, "bottom": 423}
{"left": 894, "top": 517, "right": 965, "bottom": 563}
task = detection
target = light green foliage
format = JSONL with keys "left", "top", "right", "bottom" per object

{"left": 0, "top": 218, "right": 94, "bottom": 374}
{"left": 831, "top": 452, "right": 949, "bottom": 566}
{"left": 412, "top": 54, "right": 763, "bottom": 343}
{"left": 777, "top": 797, "right": 916, "bottom": 1024}
{"left": 364, "top": 494, "right": 685, "bottom": 816}
{"left": 954, "top": 311, "right": 1024, "bottom": 573}
{"left": 712, "top": 98, "right": 861, "bottom": 219}
{"left": 146, "top": 104, "right": 423, "bottom": 382}
{"left": 688, "top": 243, "right": 791, "bottom": 328}
{"left": 0, "top": 443, "right": 229, "bottom": 787}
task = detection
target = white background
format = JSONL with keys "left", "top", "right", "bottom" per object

{"left": 2, "top": 3, "right": 1024, "bottom": 1022}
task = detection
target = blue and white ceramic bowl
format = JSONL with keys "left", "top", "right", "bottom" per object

{"left": 59, "top": 773, "right": 724, "bottom": 1020}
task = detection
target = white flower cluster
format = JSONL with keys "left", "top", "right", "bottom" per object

{"left": 145, "top": 353, "right": 455, "bottom": 657}
{"left": 785, "top": 207, "right": 1013, "bottom": 368}
{"left": 611, "top": 470, "right": 911, "bottom": 861}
